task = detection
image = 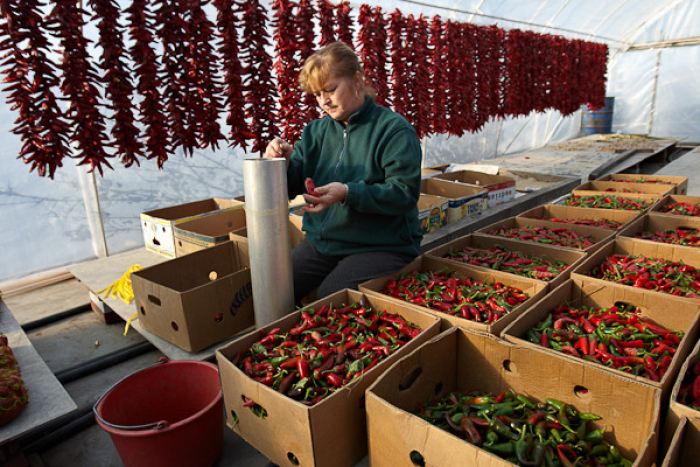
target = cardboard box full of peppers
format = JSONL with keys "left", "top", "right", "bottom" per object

{"left": 660, "top": 416, "right": 700, "bottom": 467}
{"left": 652, "top": 194, "right": 700, "bottom": 218}
{"left": 359, "top": 256, "right": 548, "bottom": 336}
{"left": 215, "top": 289, "right": 441, "bottom": 467}
{"left": 366, "top": 327, "right": 661, "bottom": 467}
{"left": 595, "top": 173, "right": 687, "bottom": 195}
{"left": 423, "top": 233, "right": 587, "bottom": 289}
{"left": 478, "top": 217, "right": 615, "bottom": 253}
{"left": 575, "top": 180, "right": 674, "bottom": 197}
{"left": 517, "top": 204, "right": 642, "bottom": 231}
{"left": 618, "top": 213, "right": 700, "bottom": 251}
{"left": 501, "top": 278, "right": 700, "bottom": 397}
{"left": 564, "top": 192, "right": 661, "bottom": 211}
{"left": 572, "top": 238, "right": 700, "bottom": 302}
{"left": 666, "top": 339, "right": 700, "bottom": 456}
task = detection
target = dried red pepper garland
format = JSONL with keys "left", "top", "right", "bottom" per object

{"left": 401, "top": 14, "right": 430, "bottom": 139}
{"left": 504, "top": 29, "right": 528, "bottom": 118}
{"left": 442, "top": 20, "right": 463, "bottom": 135}
{"left": 485, "top": 225, "right": 596, "bottom": 250}
{"left": 677, "top": 360, "right": 700, "bottom": 411}
{"left": 213, "top": 0, "right": 249, "bottom": 152}
{"left": 0, "top": 0, "right": 71, "bottom": 178}
{"left": 388, "top": 9, "right": 407, "bottom": 119}
{"left": 532, "top": 215, "right": 623, "bottom": 230}
{"left": 381, "top": 270, "right": 528, "bottom": 324}
{"left": 48, "top": 0, "right": 113, "bottom": 175}
{"left": 456, "top": 22, "right": 478, "bottom": 133}
{"left": 126, "top": 0, "right": 169, "bottom": 168}
{"left": 240, "top": 0, "right": 279, "bottom": 156}
{"left": 476, "top": 25, "right": 505, "bottom": 125}
{"left": 90, "top": 0, "right": 143, "bottom": 168}
{"left": 358, "top": 5, "right": 390, "bottom": 107}
{"left": 296, "top": 0, "right": 319, "bottom": 126}
{"left": 272, "top": 0, "right": 303, "bottom": 142}
{"left": 428, "top": 16, "right": 446, "bottom": 135}
{"left": 442, "top": 244, "right": 568, "bottom": 281}
{"left": 233, "top": 302, "right": 422, "bottom": 406}
{"left": 186, "top": 0, "right": 226, "bottom": 151}
{"left": 634, "top": 228, "right": 700, "bottom": 247}
{"left": 316, "top": 0, "right": 336, "bottom": 46}
{"left": 527, "top": 302, "right": 682, "bottom": 382}
{"left": 334, "top": 0, "right": 354, "bottom": 46}
{"left": 564, "top": 194, "right": 651, "bottom": 211}
{"left": 660, "top": 202, "right": 700, "bottom": 217}
{"left": 589, "top": 254, "right": 700, "bottom": 298}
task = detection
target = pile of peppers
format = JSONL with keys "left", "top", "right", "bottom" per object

{"left": 485, "top": 225, "right": 596, "bottom": 250}
{"left": 564, "top": 195, "right": 651, "bottom": 211}
{"left": 588, "top": 254, "right": 700, "bottom": 298}
{"left": 676, "top": 360, "right": 700, "bottom": 411}
{"left": 659, "top": 202, "right": 700, "bottom": 217}
{"left": 381, "top": 270, "right": 528, "bottom": 324}
{"left": 634, "top": 228, "right": 700, "bottom": 248}
{"left": 533, "top": 216, "right": 623, "bottom": 230}
{"left": 526, "top": 302, "right": 682, "bottom": 382}
{"left": 232, "top": 302, "right": 421, "bottom": 406}
{"left": 416, "top": 389, "right": 631, "bottom": 467}
{"left": 441, "top": 244, "right": 569, "bottom": 281}
{"left": 608, "top": 177, "right": 673, "bottom": 185}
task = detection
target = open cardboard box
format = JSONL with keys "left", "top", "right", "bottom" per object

{"left": 662, "top": 417, "right": 700, "bottom": 467}
{"left": 359, "top": 255, "right": 547, "bottom": 336}
{"left": 618, "top": 213, "right": 700, "bottom": 251}
{"left": 173, "top": 207, "right": 247, "bottom": 257}
{"left": 571, "top": 237, "right": 700, "bottom": 305}
{"left": 131, "top": 240, "right": 254, "bottom": 352}
{"left": 420, "top": 178, "right": 488, "bottom": 224}
{"left": 435, "top": 170, "right": 516, "bottom": 209}
{"left": 418, "top": 194, "right": 449, "bottom": 234}
{"left": 501, "top": 277, "right": 700, "bottom": 400}
{"left": 596, "top": 173, "right": 688, "bottom": 195}
{"left": 477, "top": 216, "right": 615, "bottom": 253}
{"left": 663, "top": 338, "right": 700, "bottom": 460}
{"left": 518, "top": 204, "right": 641, "bottom": 230}
{"left": 229, "top": 214, "right": 305, "bottom": 265}
{"left": 568, "top": 190, "right": 662, "bottom": 212}
{"left": 216, "top": 289, "right": 441, "bottom": 467}
{"left": 651, "top": 194, "right": 700, "bottom": 218}
{"left": 366, "top": 326, "right": 661, "bottom": 467}
{"left": 575, "top": 180, "right": 674, "bottom": 197}
{"left": 140, "top": 198, "right": 244, "bottom": 258}
{"left": 423, "top": 233, "right": 588, "bottom": 289}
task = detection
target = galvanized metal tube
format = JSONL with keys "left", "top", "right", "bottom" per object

{"left": 243, "top": 158, "right": 294, "bottom": 327}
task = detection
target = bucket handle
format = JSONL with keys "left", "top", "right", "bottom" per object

{"left": 93, "top": 357, "right": 172, "bottom": 431}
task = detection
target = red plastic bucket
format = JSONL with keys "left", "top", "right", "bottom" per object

{"left": 94, "top": 358, "right": 223, "bottom": 467}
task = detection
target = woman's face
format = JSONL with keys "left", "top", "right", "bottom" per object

{"left": 314, "top": 72, "right": 364, "bottom": 124}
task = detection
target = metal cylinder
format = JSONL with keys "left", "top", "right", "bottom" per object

{"left": 243, "top": 158, "right": 295, "bottom": 327}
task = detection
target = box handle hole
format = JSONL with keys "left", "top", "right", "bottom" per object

{"left": 178, "top": 240, "right": 182, "bottom": 247}
{"left": 287, "top": 452, "right": 300, "bottom": 466}
{"left": 162, "top": 226, "right": 166, "bottom": 232}
{"left": 215, "top": 313, "right": 224, "bottom": 323}
{"left": 241, "top": 395, "right": 267, "bottom": 419}
{"left": 503, "top": 359, "right": 517, "bottom": 374}
{"left": 433, "top": 382, "right": 443, "bottom": 397}
{"left": 171, "top": 321, "right": 179, "bottom": 331}
{"left": 229, "top": 410, "right": 239, "bottom": 427}
{"left": 152, "top": 238, "right": 161, "bottom": 246}
{"left": 227, "top": 222, "right": 233, "bottom": 228}
{"left": 140, "top": 306, "right": 146, "bottom": 316}
{"left": 148, "top": 295, "right": 161, "bottom": 306}
{"left": 399, "top": 367, "right": 422, "bottom": 392}
{"left": 574, "top": 385, "right": 591, "bottom": 400}
{"left": 209, "top": 271, "right": 218, "bottom": 281}
{"left": 410, "top": 451, "right": 425, "bottom": 467}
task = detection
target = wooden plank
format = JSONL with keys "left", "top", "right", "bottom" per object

{"left": 0, "top": 301, "right": 77, "bottom": 444}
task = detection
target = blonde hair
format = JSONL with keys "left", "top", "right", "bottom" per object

{"left": 299, "top": 42, "right": 376, "bottom": 98}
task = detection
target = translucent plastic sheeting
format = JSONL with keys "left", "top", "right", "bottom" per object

{"left": 607, "top": 50, "right": 656, "bottom": 135}
{"left": 651, "top": 46, "right": 700, "bottom": 140}
{"left": 0, "top": 114, "right": 96, "bottom": 282}
{"left": 634, "top": 0, "right": 700, "bottom": 43}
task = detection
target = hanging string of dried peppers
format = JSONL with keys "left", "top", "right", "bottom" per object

{"left": 388, "top": 9, "right": 407, "bottom": 120}
{"left": 335, "top": 0, "right": 354, "bottom": 47}
{"left": 428, "top": 16, "right": 446, "bottom": 135}
{"left": 272, "top": 0, "right": 303, "bottom": 142}
{"left": 0, "top": 0, "right": 71, "bottom": 178}
{"left": 358, "top": 5, "right": 389, "bottom": 107}
{"left": 90, "top": 0, "right": 143, "bottom": 168}
{"left": 402, "top": 14, "right": 430, "bottom": 139}
{"left": 316, "top": 0, "right": 336, "bottom": 47}
{"left": 297, "top": 0, "right": 320, "bottom": 127}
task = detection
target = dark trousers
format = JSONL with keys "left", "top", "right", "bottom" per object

{"left": 292, "top": 238, "right": 415, "bottom": 303}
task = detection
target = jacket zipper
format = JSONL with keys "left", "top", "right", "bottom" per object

{"left": 320, "top": 127, "right": 348, "bottom": 245}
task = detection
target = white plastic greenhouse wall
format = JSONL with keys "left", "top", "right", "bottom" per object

{"left": 1, "top": 0, "right": 699, "bottom": 283}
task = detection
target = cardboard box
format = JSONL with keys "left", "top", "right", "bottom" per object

{"left": 477, "top": 216, "right": 616, "bottom": 253}
{"left": 359, "top": 255, "right": 547, "bottom": 336}
{"left": 651, "top": 194, "right": 700, "bottom": 218}
{"left": 664, "top": 339, "right": 700, "bottom": 462}
{"left": 229, "top": 215, "right": 305, "bottom": 265}
{"left": 216, "top": 289, "right": 441, "bottom": 467}
{"left": 131, "top": 241, "right": 255, "bottom": 352}
{"left": 618, "top": 213, "right": 700, "bottom": 251}
{"left": 417, "top": 194, "right": 449, "bottom": 234}
{"left": 420, "top": 178, "right": 488, "bottom": 224}
{"left": 569, "top": 190, "right": 662, "bottom": 211}
{"left": 499, "top": 169, "right": 577, "bottom": 193}
{"left": 596, "top": 173, "right": 688, "bottom": 195}
{"left": 366, "top": 327, "right": 661, "bottom": 467}
{"left": 575, "top": 180, "right": 675, "bottom": 197}
{"left": 173, "top": 207, "right": 247, "bottom": 257}
{"left": 423, "top": 233, "right": 588, "bottom": 289}
{"left": 435, "top": 170, "right": 516, "bottom": 208}
{"left": 140, "top": 198, "right": 244, "bottom": 257}
{"left": 571, "top": 237, "right": 700, "bottom": 304}
{"left": 501, "top": 277, "right": 700, "bottom": 399}
{"left": 421, "top": 168, "right": 442, "bottom": 179}
{"left": 662, "top": 417, "right": 700, "bottom": 467}
{"left": 518, "top": 204, "right": 642, "bottom": 230}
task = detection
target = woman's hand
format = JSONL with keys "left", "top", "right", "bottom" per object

{"left": 264, "top": 137, "right": 293, "bottom": 165}
{"left": 302, "top": 182, "right": 348, "bottom": 213}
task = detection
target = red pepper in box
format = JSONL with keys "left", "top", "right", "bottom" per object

{"left": 485, "top": 225, "right": 596, "bottom": 250}
{"left": 661, "top": 202, "right": 700, "bottom": 217}
{"left": 564, "top": 194, "right": 652, "bottom": 211}
{"left": 635, "top": 228, "right": 700, "bottom": 248}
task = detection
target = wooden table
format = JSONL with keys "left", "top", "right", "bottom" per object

{"left": 0, "top": 301, "right": 77, "bottom": 444}
{"left": 69, "top": 248, "right": 251, "bottom": 362}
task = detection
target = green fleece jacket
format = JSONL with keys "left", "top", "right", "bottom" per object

{"left": 287, "top": 96, "right": 422, "bottom": 258}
